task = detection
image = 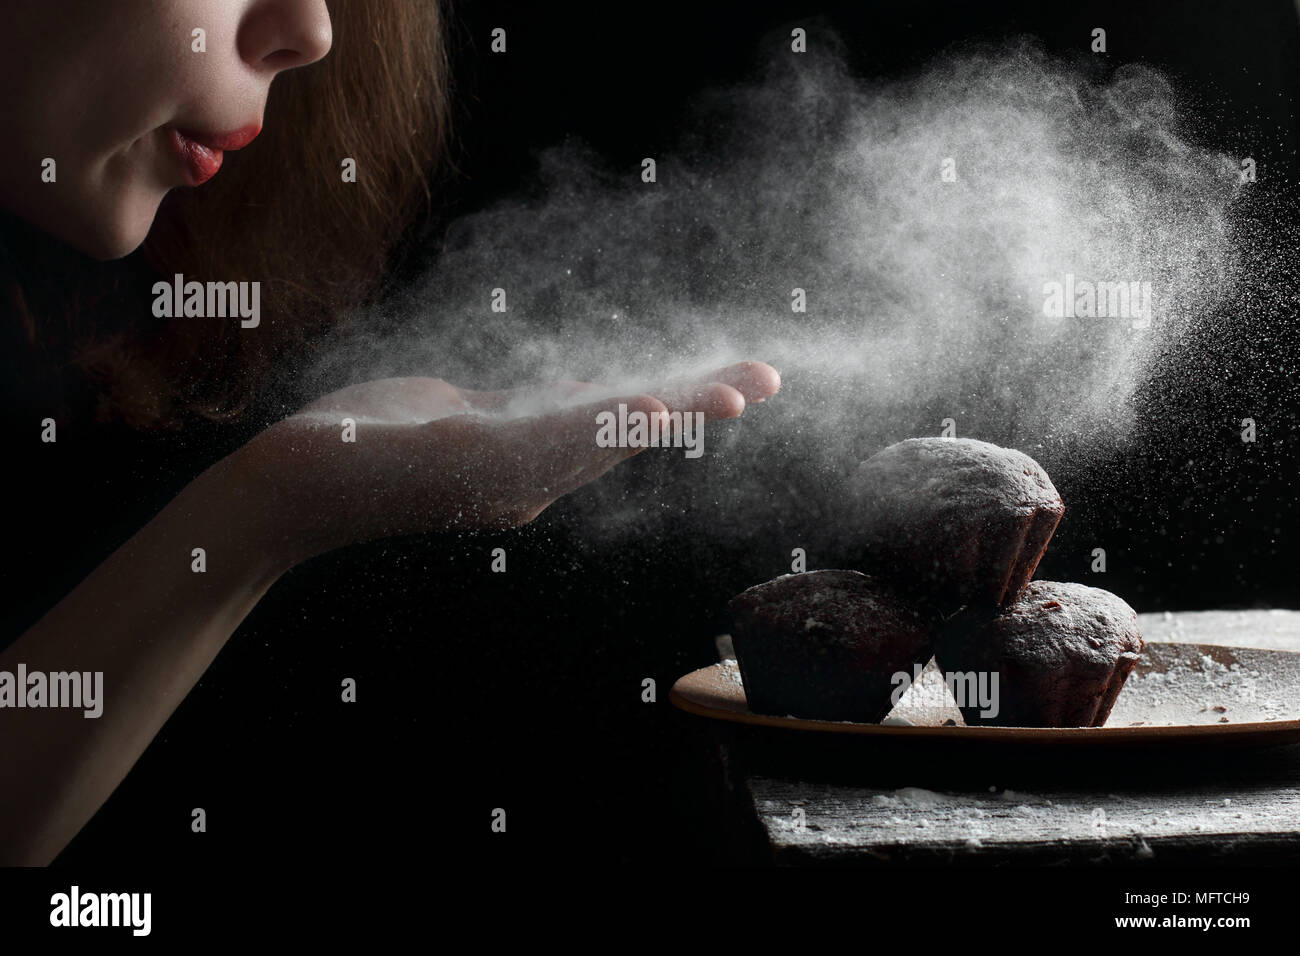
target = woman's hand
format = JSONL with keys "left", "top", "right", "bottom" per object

{"left": 235, "top": 361, "right": 781, "bottom": 568}
{"left": 0, "top": 359, "right": 778, "bottom": 864}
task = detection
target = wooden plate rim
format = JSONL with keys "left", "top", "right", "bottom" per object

{"left": 668, "top": 641, "right": 1300, "bottom": 743}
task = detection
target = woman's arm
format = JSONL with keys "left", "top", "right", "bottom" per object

{"left": 0, "top": 363, "right": 780, "bottom": 866}
{"left": 0, "top": 451, "right": 286, "bottom": 866}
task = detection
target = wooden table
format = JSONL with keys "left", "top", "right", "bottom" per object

{"left": 705, "top": 610, "right": 1300, "bottom": 865}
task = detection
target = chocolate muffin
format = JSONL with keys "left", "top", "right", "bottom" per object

{"left": 935, "top": 581, "right": 1143, "bottom": 727}
{"left": 846, "top": 438, "right": 1064, "bottom": 614}
{"left": 728, "top": 570, "right": 935, "bottom": 723}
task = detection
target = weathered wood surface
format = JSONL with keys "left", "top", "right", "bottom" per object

{"left": 729, "top": 610, "right": 1300, "bottom": 864}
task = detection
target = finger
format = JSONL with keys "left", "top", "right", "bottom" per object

{"left": 662, "top": 361, "right": 782, "bottom": 405}
{"left": 650, "top": 381, "right": 747, "bottom": 420}
{"left": 711, "top": 360, "right": 782, "bottom": 402}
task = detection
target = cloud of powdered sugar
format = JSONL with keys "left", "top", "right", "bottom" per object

{"left": 301, "top": 38, "right": 1249, "bottom": 548}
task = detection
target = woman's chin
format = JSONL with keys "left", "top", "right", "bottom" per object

{"left": 58, "top": 204, "right": 159, "bottom": 262}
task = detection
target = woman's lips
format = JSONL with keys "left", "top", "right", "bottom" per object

{"left": 166, "top": 124, "right": 261, "bottom": 186}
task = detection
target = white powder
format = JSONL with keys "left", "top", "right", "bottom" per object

{"left": 1112, "top": 646, "right": 1295, "bottom": 725}
{"left": 295, "top": 39, "right": 1257, "bottom": 545}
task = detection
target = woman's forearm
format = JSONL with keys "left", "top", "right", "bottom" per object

{"left": 0, "top": 450, "right": 289, "bottom": 865}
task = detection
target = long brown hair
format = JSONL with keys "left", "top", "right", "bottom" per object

{"left": 0, "top": 0, "right": 452, "bottom": 429}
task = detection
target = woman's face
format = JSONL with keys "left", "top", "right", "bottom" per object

{"left": 0, "top": 0, "right": 331, "bottom": 260}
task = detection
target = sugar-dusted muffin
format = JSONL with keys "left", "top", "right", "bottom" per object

{"left": 727, "top": 570, "right": 935, "bottom": 723}
{"left": 935, "top": 581, "right": 1143, "bottom": 727}
{"left": 847, "top": 438, "right": 1064, "bottom": 614}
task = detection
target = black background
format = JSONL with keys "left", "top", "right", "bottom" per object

{"left": 4, "top": 0, "right": 1297, "bottom": 891}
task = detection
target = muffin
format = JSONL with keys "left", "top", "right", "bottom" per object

{"left": 846, "top": 438, "right": 1064, "bottom": 614}
{"left": 934, "top": 580, "right": 1143, "bottom": 727}
{"left": 727, "top": 569, "right": 935, "bottom": 723}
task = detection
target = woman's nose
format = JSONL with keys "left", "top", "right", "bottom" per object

{"left": 238, "top": 0, "right": 333, "bottom": 73}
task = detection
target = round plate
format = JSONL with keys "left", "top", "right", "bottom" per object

{"left": 668, "top": 641, "right": 1300, "bottom": 746}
